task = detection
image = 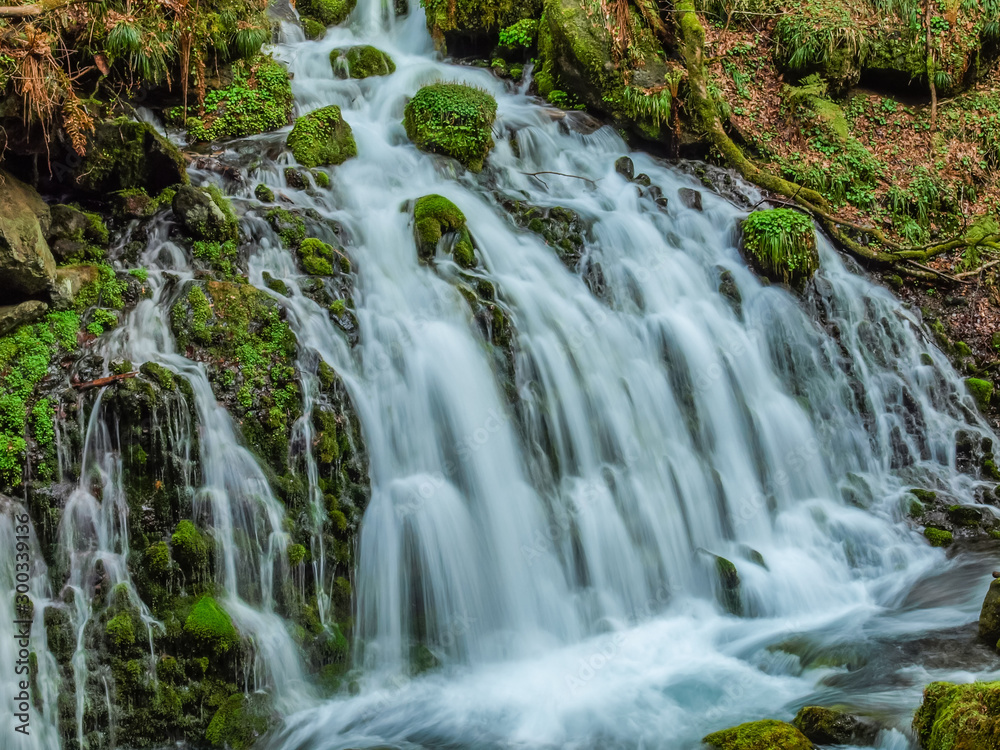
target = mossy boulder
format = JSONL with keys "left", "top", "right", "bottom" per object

{"left": 205, "top": 692, "right": 274, "bottom": 749}
{"left": 966, "top": 378, "right": 994, "bottom": 411}
{"left": 297, "top": 0, "right": 356, "bottom": 27}
{"left": 914, "top": 681, "right": 1000, "bottom": 750}
{"left": 287, "top": 106, "right": 357, "bottom": 168}
{"left": 924, "top": 527, "right": 953, "bottom": 547}
{"left": 183, "top": 596, "right": 239, "bottom": 655}
{"left": 0, "top": 300, "right": 49, "bottom": 337}
{"left": 106, "top": 611, "right": 136, "bottom": 650}
{"left": 171, "top": 519, "right": 209, "bottom": 573}
{"left": 297, "top": 238, "right": 339, "bottom": 275}
{"left": 46, "top": 204, "right": 108, "bottom": 263}
{"left": 76, "top": 117, "right": 187, "bottom": 195}
{"left": 703, "top": 719, "right": 813, "bottom": 750}
{"left": 979, "top": 578, "right": 1000, "bottom": 647}
{"left": 793, "top": 706, "right": 878, "bottom": 745}
{"left": 330, "top": 45, "right": 396, "bottom": 78}
{"left": 403, "top": 84, "right": 497, "bottom": 172}
{"left": 170, "top": 55, "right": 293, "bottom": 142}
{"left": 173, "top": 185, "right": 239, "bottom": 243}
{"left": 739, "top": 209, "right": 819, "bottom": 289}
{"left": 0, "top": 169, "right": 55, "bottom": 297}
{"left": 412, "top": 194, "right": 476, "bottom": 267}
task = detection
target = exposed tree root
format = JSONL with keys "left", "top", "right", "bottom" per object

{"left": 673, "top": 0, "right": 993, "bottom": 284}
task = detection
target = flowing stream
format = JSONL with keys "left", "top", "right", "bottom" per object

{"left": 6, "top": 0, "right": 1000, "bottom": 747}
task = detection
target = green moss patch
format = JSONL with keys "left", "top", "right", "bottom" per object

{"left": 966, "top": 377, "right": 994, "bottom": 410}
{"left": 168, "top": 56, "right": 293, "bottom": 142}
{"left": 412, "top": 194, "right": 476, "bottom": 267}
{"left": 740, "top": 209, "right": 819, "bottom": 289}
{"left": 330, "top": 45, "right": 396, "bottom": 78}
{"left": 287, "top": 106, "right": 358, "bottom": 168}
{"left": 403, "top": 83, "right": 497, "bottom": 172}
{"left": 703, "top": 719, "right": 813, "bottom": 750}
{"left": 297, "top": 238, "right": 337, "bottom": 275}
{"left": 184, "top": 596, "right": 239, "bottom": 655}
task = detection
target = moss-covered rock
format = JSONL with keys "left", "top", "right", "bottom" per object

{"left": 173, "top": 185, "right": 239, "bottom": 243}
{"left": 75, "top": 118, "right": 187, "bottom": 195}
{"left": 422, "top": 0, "right": 541, "bottom": 51}
{"left": 184, "top": 596, "right": 239, "bottom": 655}
{"left": 106, "top": 610, "right": 136, "bottom": 650}
{"left": 403, "top": 84, "right": 497, "bottom": 172}
{"left": 535, "top": 0, "right": 667, "bottom": 129}
{"left": 703, "top": 719, "right": 813, "bottom": 750}
{"left": 924, "top": 527, "right": 953, "bottom": 547}
{"left": 172, "top": 519, "right": 209, "bottom": 574}
{"left": 913, "top": 681, "right": 1000, "bottom": 750}
{"left": 330, "top": 45, "right": 396, "bottom": 78}
{"left": 412, "top": 194, "right": 476, "bottom": 267}
{"left": 297, "top": 0, "right": 356, "bottom": 27}
{"left": 739, "top": 209, "right": 819, "bottom": 289}
{"left": 792, "top": 705, "right": 878, "bottom": 745}
{"left": 297, "top": 238, "right": 338, "bottom": 275}
{"left": 205, "top": 692, "right": 274, "bottom": 748}
{"left": 287, "top": 106, "right": 357, "bottom": 168}
{"left": 966, "top": 378, "right": 994, "bottom": 411}
{"left": 46, "top": 204, "right": 109, "bottom": 264}
{"left": 169, "top": 55, "right": 293, "bottom": 142}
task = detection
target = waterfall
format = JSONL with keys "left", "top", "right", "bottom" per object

{"left": 250, "top": 1, "right": 996, "bottom": 746}
{"left": 4, "top": 0, "right": 999, "bottom": 746}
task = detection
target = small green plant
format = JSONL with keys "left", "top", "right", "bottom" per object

{"left": 741, "top": 208, "right": 819, "bottom": 287}
{"left": 499, "top": 18, "right": 538, "bottom": 48}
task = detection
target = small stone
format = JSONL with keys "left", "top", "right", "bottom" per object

{"left": 679, "top": 187, "right": 703, "bottom": 211}
{"left": 634, "top": 173, "right": 652, "bottom": 187}
{"left": 614, "top": 156, "right": 634, "bottom": 180}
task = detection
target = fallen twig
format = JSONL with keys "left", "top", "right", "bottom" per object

{"left": 71, "top": 372, "right": 138, "bottom": 391}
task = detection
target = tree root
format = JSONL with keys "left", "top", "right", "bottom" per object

{"left": 673, "top": 0, "right": 993, "bottom": 284}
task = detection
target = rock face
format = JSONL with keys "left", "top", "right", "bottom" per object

{"left": 403, "top": 84, "right": 497, "bottom": 172}
{"left": 287, "top": 105, "right": 358, "bottom": 168}
{"left": 0, "top": 169, "right": 55, "bottom": 297}
{"left": 914, "top": 681, "right": 1000, "bottom": 750}
{"left": 0, "top": 300, "right": 48, "bottom": 336}
{"left": 74, "top": 117, "right": 188, "bottom": 194}
{"left": 793, "top": 706, "right": 878, "bottom": 745}
{"left": 703, "top": 719, "right": 813, "bottom": 750}
{"left": 979, "top": 578, "right": 1000, "bottom": 647}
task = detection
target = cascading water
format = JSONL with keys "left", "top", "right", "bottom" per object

{"left": 239, "top": 2, "right": 999, "bottom": 746}
{"left": 6, "top": 0, "right": 1000, "bottom": 746}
